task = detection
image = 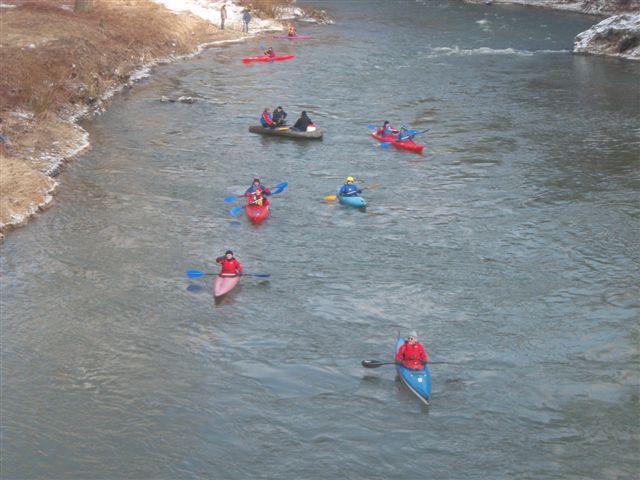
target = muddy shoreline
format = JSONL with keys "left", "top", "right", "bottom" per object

{"left": 0, "top": 0, "right": 284, "bottom": 237}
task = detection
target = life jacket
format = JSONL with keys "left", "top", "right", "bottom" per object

{"left": 217, "top": 257, "right": 242, "bottom": 275}
{"left": 395, "top": 341, "right": 428, "bottom": 369}
{"left": 261, "top": 111, "right": 274, "bottom": 127}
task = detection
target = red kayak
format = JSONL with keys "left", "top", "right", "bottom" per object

{"left": 213, "top": 274, "right": 240, "bottom": 298}
{"left": 242, "top": 55, "right": 295, "bottom": 64}
{"left": 245, "top": 203, "right": 269, "bottom": 223}
{"left": 371, "top": 131, "right": 424, "bottom": 154}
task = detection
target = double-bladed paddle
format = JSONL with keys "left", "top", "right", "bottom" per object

{"left": 224, "top": 181, "right": 288, "bottom": 203}
{"left": 380, "top": 129, "right": 430, "bottom": 148}
{"left": 186, "top": 270, "right": 271, "bottom": 279}
{"left": 361, "top": 359, "right": 451, "bottom": 368}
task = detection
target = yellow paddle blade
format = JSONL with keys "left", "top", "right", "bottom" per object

{"left": 276, "top": 127, "right": 289, "bottom": 131}
{"left": 324, "top": 195, "right": 337, "bottom": 201}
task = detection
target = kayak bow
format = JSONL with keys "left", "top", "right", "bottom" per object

{"left": 213, "top": 274, "right": 240, "bottom": 298}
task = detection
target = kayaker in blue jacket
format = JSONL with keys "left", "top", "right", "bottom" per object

{"left": 378, "top": 120, "right": 398, "bottom": 137}
{"left": 339, "top": 176, "right": 362, "bottom": 197}
{"left": 245, "top": 178, "right": 272, "bottom": 196}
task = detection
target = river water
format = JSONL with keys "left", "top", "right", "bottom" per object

{"left": 1, "top": 1, "right": 638, "bottom": 479}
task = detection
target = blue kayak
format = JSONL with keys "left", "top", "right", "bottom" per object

{"left": 395, "top": 335, "right": 431, "bottom": 405}
{"left": 337, "top": 188, "right": 367, "bottom": 208}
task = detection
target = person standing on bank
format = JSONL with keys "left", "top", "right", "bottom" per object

{"left": 242, "top": 8, "right": 251, "bottom": 34}
{"left": 220, "top": 3, "right": 227, "bottom": 30}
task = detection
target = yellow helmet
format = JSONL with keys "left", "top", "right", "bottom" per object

{"left": 346, "top": 176, "right": 355, "bottom": 182}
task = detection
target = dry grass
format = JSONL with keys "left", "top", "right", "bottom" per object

{"left": 0, "top": 0, "right": 233, "bottom": 116}
{"left": 0, "top": 0, "right": 243, "bottom": 234}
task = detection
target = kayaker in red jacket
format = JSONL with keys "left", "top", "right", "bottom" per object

{"left": 264, "top": 47, "right": 276, "bottom": 58}
{"left": 395, "top": 331, "right": 428, "bottom": 370}
{"left": 261, "top": 108, "right": 276, "bottom": 129}
{"left": 216, "top": 250, "right": 243, "bottom": 276}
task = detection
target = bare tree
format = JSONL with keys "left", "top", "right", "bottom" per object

{"left": 74, "top": 0, "right": 94, "bottom": 13}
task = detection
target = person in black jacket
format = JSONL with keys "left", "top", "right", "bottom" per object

{"left": 272, "top": 106, "right": 287, "bottom": 126}
{"left": 292, "top": 111, "right": 314, "bottom": 131}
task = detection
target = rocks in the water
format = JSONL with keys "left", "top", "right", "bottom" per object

{"left": 574, "top": 14, "right": 640, "bottom": 60}
{"left": 160, "top": 95, "right": 197, "bottom": 103}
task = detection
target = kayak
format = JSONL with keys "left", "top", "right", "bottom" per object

{"left": 249, "top": 125, "right": 323, "bottom": 140}
{"left": 213, "top": 274, "right": 240, "bottom": 298}
{"left": 395, "top": 335, "right": 431, "bottom": 405}
{"left": 371, "top": 131, "right": 424, "bottom": 154}
{"left": 245, "top": 202, "right": 269, "bottom": 223}
{"left": 337, "top": 188, "right": 367, "bottom": 208}
{"left": 242, "top": 55, "right": 295, "bottom": 63}
{"left": 272, "top": 35, "right": 313, "bottom": 40}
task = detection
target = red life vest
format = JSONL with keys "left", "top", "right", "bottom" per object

{"left": 395, "top": 341, "right": 428, "bottom": 369}
{"left": 217, "top": 257, "right": 243, "bottom": 275}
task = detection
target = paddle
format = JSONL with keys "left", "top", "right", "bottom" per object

{"left": 324, "top": 183, "right": 381, "bottom": 202}
{"left": 224, "top": 181, "right": 288, "bottom": 204}
{"left": 361, "top": 359, "right": 451, "bottom": 368}
{"left": 380, "top": 128, "right": 431, "bottom": 148}
{"left": 186, "top": 270, "right": 270, "bottom": 279}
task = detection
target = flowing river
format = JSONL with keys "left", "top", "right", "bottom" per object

{"left": 1, "top": 1, "right": 638, "bottom": 478}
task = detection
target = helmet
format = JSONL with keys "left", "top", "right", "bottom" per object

{"left": 253, "top": 178, "right": 260, "bottom": 183}
{"left": 346, "top": 176, "right": 355, "bottom": 182}
{"left": 225, "top": 250, "right": 233, "bottom": 255}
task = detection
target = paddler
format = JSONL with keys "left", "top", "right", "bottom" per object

{"left": 292, "top": 111, "right": 314, "bottom": 132}
{"left": 264, "top": 47, "right": 276, "bottom": 58}
{"left": 287, "top": 23, "right": 297, "bottom": 36}
{"left": 338, "top": 176, "right": 362, "bottom": 197}
{"left": 260, "top": 108, "right": 276, "bottom": 129}
{"left": 395, "top": 331, "right": 428, "bottom": 370}
{"left": 272, "top": 106, "right": 287, "bottom": 126}
{"left": 377, "top": 120, "right": 398, "bottom": 137}
{"left": 216, "top": 250, "right": 243, "bottom": 276}
{"left": 245, "top": 178, "right": 271, "bottom": 206}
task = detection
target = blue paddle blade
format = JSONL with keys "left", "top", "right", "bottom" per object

{"left": 186, "top": 270, "right": 205, "bottom": 278}
{"left": 380, "top": 142, "right": 392, "bottom": 148}
{"left": 223, "top": 195, "right": 238, "bottom": 203}
{"left": 230, "top": 206, "right": 244, "bottom": 216}
{"left": 272, "top": 181, "right": 288, "bottom": 195}
{"left": 246, "top": 273, "right": 271, "bottom": 277}
{"left": 367, "top": 124, "right": 377, "bottom": 130}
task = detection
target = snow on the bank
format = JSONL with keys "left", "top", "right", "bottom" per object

{"left": 151, "top": 0, "right": 286, "bottom": 33}
{"left": 574, "top": 14, "right": 640, "bottom": 60}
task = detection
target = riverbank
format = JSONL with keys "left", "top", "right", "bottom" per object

{"left": 464, "top": 0, "right": 640, "bottom": 16}
{"left": 0, "top": 0, "right": 239, "bottom": 236}
{"left": 0, "top": 0, "right": 329, "bottom": 237}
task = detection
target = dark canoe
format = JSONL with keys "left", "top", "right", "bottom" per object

{"left": 248, "top": 125, "right": 323, "bottom": 140}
